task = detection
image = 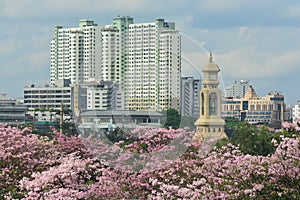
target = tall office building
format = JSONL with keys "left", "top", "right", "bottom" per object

{"left": 225, "top": 80, "right": 249, "bottom": 98}
{"left": 50, "top": 20, "right": 101, "bottom": 86}
{"left": 181, "top": 77, "right": 201, "bottom": 117}
{"left": 126, "top": 18, "right": 181, "bottom": 111}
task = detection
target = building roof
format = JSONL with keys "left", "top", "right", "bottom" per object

{"left": 80, "top": 110, "right": 162, "bottom": 117}
{"left": 202, "top": 53, "right": 220, "bottom": 72}
{"left": 244, "top": 85, "right": 258, "bottom": 99}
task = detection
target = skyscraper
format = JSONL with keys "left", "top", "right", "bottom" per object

{"left": 225, "top": 80, "right": 249, "bottom": 98}
{"left": 50, "top": 17, "right": 181, "bottom": 112}
{"left": 125, "top": 19, "right": 181, "bottom": 111}
{"left": 50, "top": 20, "right": 101, "bottom": 86}
{"left": 181, "top": 77, "right": 201, "bottom": 117}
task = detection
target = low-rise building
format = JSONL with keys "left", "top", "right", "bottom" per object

{"left": 0, "top": 94, "right": 27, "bottom": 125}
{"left": 222, "top": 86, "right": 286, "bottom": 124}
{"left": 72, "top": 81, "right": 124, "bottom": 117}
{"left": 24, "top": 80, "right": 72, "bottom": 110}
{"left": 77, "top": 110, "right": 162, "bottom": 136}
{"left": 24, "top": 80, "right": 72, "bottom": 122}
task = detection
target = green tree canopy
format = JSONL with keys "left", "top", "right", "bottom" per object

{"left": 163, "top": 108, "right": 181, "bottom": 129}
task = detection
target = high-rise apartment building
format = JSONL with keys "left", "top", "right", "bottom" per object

{"left": 100, "top": 26, "right": 120, "bottom": 83}
{"left": 225, "top": 80, "right": 249, "bottom": 98}
{"left": 50, "top": 20, "right": 101, "bottom": 86}
{"left": 181, "top": 77, "right": 201, "bottom": 117}
{"left": 125, "top": 18, "right": 181, "bottom": 111}
{"left": 50, "top": 17, "right": 181, "bottom": 112}
{"left": 112, "top": 16, "right": 134, "bottom": 88}
{"left": 292, "top": 101, "right": 300, "bottom": 123}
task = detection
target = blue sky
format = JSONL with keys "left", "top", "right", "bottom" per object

{"left": 0, "top": 0, "right": 299, "bottom": 104}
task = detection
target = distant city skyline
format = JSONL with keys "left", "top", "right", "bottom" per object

{"left": 0, "top": 0, "right": 299, "bottom": 105}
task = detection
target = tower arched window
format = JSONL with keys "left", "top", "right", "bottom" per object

{"left": 201, "top": 92, "right": 204, "bottom": 115}
{"left": 209, "top": 92, "right": 217, "bottom": 115}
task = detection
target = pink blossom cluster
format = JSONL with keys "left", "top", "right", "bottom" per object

{"left": 116, "top": 127, "right": 194, "bottom": 153}
{"left": 282, "top": 119, "right": 300, "bottom": 131}
{"left": 0, "top": 122, "right": 300, "bottom": 199}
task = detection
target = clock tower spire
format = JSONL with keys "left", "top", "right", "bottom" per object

{"left": 194, "top": 53, "right": 227, "bottom": 141}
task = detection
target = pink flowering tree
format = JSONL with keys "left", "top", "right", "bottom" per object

{"left": 1, "top": 120, "right": 300, "bottom": 199}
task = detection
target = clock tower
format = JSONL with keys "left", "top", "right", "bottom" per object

{"left": 194, "top": 53, "right": 227, "bottom": 141}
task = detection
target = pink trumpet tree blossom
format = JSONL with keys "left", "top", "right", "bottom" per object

{"left": 0, "top": 121, "right": 299, "bottom": 199}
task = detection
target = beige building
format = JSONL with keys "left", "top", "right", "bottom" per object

{"left": 194, "top": 53, "right": 227, "bottom": 141}
{"left": 222, "top": 86, "right": 285, "bottom": 123}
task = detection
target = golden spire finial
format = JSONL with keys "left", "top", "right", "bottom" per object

{"left": 209, "top": 49, "right": 213, "bottom": 62}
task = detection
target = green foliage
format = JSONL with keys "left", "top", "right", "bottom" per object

{"left": 224, "top": 117, "right": 239, "bottom": 138}
{"left": 163, "top": 108, "right": 181, "bottom": 129}
{"left": 53, "top": 120, "right": 78, "bottom": 136}
{"left": 105, "top": 127, "right": 131, "bottom": 143}
{"left": 215, "top": 137, "right": 231, "bottom": 149}
{"left": 231, "top": 122, "right": 275, "bottom": 156}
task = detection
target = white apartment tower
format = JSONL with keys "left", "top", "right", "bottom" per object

{"left": 50, "top": 17, "right": 181, "bottom": 113}
{"left": 50, "top": 20, "right": 101, "bottom": 86}
{"left": 292, "top": 101, "right": 300, "bottom": 123}
{"left": 112, "top": 16, "right": 134, "bottom": 88}
{"left": 126, "top": 18, "right": 181, "bottom": 112}
{"left": 225, "top": 80, "right": 249, "bottom": 98}
{"left": 100, "top": 26, "right": 120, "bottom": 83}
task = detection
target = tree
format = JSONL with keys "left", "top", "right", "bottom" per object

{"left": 163, "top": 108, "right": 181, "bottom": 129}
{"left": 231, "top": 122, "right": 275, "bottom": 156}
{"left": 224, "top": 117, "right": 239, "bottom": 138}
{"left": 1, "top": 121, "right": 300, "bottom": 199}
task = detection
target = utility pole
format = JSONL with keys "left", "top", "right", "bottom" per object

{"left": 60, "top": 102, "right": 63, "bottom": 133}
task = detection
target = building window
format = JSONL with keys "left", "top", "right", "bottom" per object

{"left": 201, "top": 92, "right": 204, "bottom": 115}
{"left": 210, "top": 74, "right": 216, "bottom": 81}
{"left": 209, "top": 92, "right": 217, "bottom": 115}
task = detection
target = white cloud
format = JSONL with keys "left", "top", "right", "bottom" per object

{"left": 0, "top": 0, "right": 299, "bottom": 103}
{"left": 28, "top": 51, "right": 49, "bottom": 70}
{"left": 198, "top": 0, "right": 247, "bottom": 13}
{"left": 216, "top": 48, "right": 300, "bottom": 79}
{"left": 0, "top": 0, "right": 146, "bottom": 19}
{"left": 285, "top": 5, "right": 300, "bottom": 18}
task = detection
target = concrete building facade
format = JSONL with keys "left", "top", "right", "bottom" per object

{"left": 292, "top": 101, "right": 300, "bottom": 123}
{"left": 50, "top": 20, "right": 101, "bottom": 86}
{"left": 225, "top": 80, "right": 249, "bottom": 98}
{"left": 181, "top": 77, "right": 201, "bottom": 117}
{"left": 222, "top": 86, "right": 286, "bottom": 124}
{"left": 78, "top": 110, "right": 162, "bottom": 136}
{"left": 0, "top": 95, "right": 27, "bottom": 125}
{"left": 24, "top": 80, "right": 72, "bottom": 110}
{"left": 125, "top": 19, "right": 181, "bottom": 112}
{"left": 49, "top": 17, "right": 181, "bottom": 113}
